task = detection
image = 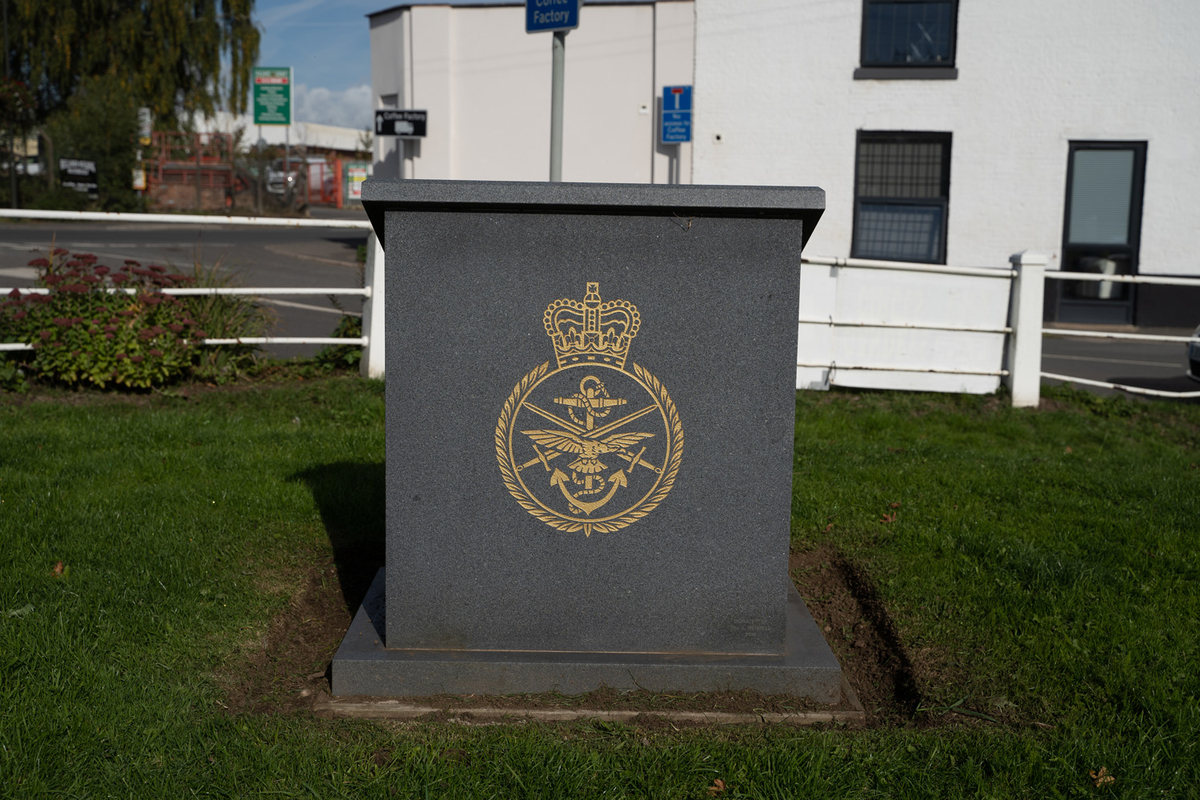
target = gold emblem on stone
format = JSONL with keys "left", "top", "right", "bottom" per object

{"left": 495, "top": 283, "right": 683, "bottom": 536}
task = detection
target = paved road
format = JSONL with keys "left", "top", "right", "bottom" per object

{"left": 0, "top": 216, "right": 369, "bottom": 357}
{"left": 1042, "top": 333, "right": 1198, "bottom": 399}
{"left": 2, "top": 217, "right": 1196, "bottom": 397}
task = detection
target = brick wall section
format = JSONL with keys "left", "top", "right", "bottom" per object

{"left": 149, "top": 183, "right": 228, "bottom": 211}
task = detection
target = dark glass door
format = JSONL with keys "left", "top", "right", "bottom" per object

{"left": 1055, "top": 142, "right": 1146, "bottom": 324}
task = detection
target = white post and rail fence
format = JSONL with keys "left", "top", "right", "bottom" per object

{"left": 1, "top": 209, "right": 1197, "bottom": 404}
{"left": 0, "top": 209, "right": 385, "bottom": 379}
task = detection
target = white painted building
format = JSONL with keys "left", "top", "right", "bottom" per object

{"left": 368, "top": 0, "right": 694, "bottom": 184}
{"left": 368, "top": 0, "right": 1200, "bottom": 336}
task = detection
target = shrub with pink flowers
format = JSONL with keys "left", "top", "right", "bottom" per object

{"left": 0, "top": 249, "right": 263, "bottom": 389}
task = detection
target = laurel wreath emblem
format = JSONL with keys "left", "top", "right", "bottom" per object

{"left": 495, "top": 361, "right": 683, "bottom": 535}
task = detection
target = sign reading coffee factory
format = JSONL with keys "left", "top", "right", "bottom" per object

{"left": 496, "top": 283, "right": 682, "bottom": 537}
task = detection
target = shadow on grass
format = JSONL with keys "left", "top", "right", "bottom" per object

{"left": 835, "top": 558, "right": 925, "bottom": 716}
{"left": 290, "top": 461, "right": 385, "bottom": 612}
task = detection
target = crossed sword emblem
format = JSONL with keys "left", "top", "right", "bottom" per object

{"left": 516, "top": 402, "right": 663, "bottom": 515}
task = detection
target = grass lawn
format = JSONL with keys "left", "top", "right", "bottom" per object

{"left": 0, "top": 377, "right": 1197, "bottom": 798}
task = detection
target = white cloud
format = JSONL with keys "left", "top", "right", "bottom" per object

{"left": 293, "top": 83, "right": 373, "bottom": 130}
{"left": 257, "top": 0, "right": 329, "bottom": 29}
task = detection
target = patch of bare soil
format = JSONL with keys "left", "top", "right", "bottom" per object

{"left": 788, "top": 546, "right": 925, "bottom": 726}
{"left": 222, "top": 558, "right": 354, "bottom": 715}
{"left": 1036, "top": 397, "right": 1074, "bottom": 413}
{"left": 222, "top": 545, "right": 949, "bottom": 727}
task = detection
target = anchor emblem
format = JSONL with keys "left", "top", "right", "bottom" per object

{"left": 495, "top": 283, "right": 683, "bottom": 537}
{"left": 522, "top": 375, "right": 658, "bottom": 515}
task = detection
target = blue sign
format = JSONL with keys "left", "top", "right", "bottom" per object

{"left": 526, "top": 0, "right": 580, "bottom": 33}
{"left": 661, "top": 85, "right": 692, "bottom": 144}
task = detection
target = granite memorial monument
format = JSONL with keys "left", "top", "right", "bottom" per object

{"left": 333, "top": 180, "right": 843, "bottom": 701}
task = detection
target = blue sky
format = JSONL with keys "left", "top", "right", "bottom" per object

{"left": 252, "top": 0, "right": 384, "bottom": 130}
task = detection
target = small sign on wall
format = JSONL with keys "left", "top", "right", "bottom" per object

{"left": 661, "top": 85, "right": 692, "bottom": 144}
{"left": 375, "top": 110, "right": 428, "bottom": 138}
{"left": 347, "top": 164, "right": 370, "bottom": 201}
{"left": 60, "top": 158, "right": 98, "bottom": 195}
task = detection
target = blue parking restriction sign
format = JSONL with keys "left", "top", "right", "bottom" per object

{"left": 661, "top": 85, "right": 692, "bottom": 144}
{"left": 526, "top": 0, "right": 580, "bottom": 33}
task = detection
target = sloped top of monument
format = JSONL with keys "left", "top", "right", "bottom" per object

{"left": 361, "top": 179, "right": 825, "bottom": 248}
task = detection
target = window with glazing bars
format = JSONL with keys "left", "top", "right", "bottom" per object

{"left": 861, "top": 0, "right": 957, "bottom": 67}
{"left": 852, "top": 132, "right": 951, "bottom": 263}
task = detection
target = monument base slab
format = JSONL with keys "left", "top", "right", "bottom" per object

{"left": 332, "top": 570, "right": 845, "bottom": 701}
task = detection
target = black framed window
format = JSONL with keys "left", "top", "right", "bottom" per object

{"left": 852, "top": 131, "right": 951, "bottom": 264}
{"left": 860, "top": 0, "right": 957, "bottom": 68}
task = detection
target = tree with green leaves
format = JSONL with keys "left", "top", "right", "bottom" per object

{"left": 40, "top": 73, "right": 140, "bottom": 211}
{"left": 8, "top": 0, "right": 259, "bottom": 123}
{"left": 0, "top": 78, "right": 34, "bottom": 134}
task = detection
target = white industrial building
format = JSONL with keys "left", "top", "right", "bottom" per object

{"left": 368, "top": 0, "right": 694, "bottom": 185}
{"left": 368, "top": 0, "right": 1199, "bottom": 343}
{"left": 201, "top": 111, "right": 370, "bottom": 155}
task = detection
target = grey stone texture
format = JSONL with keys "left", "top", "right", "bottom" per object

{"left": 332, "top": 569, "right": 844, "bottom": 700}
{"left": 335, "top": 179, "right": 833, "bottom": 697}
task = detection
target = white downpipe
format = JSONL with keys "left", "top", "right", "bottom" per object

{"left": 1042, "top": 372, "right": 1200, "bottom": 399}
{"left": 1044, "top": 328, "right": 1200, "bottom": 344}
{"left": 360, "top": 231, "right": 386, "bottom": 379}
{"left": 798, "top": 317, "right": 1011, "bottom": 335}
{"left": 1005, "top": 251, "right": 1048, "bottom": 408}
{"left": 796, "top": 361, "right": 1009, "bottom": 377}
{"left": 1043, "top": 271, "right": 1200, "bottom": 288}
{"left": 802, "top": 255, "right": 1015, "bottom": 280}
{"left": 0, "top": 208, "right": 371, "bottom": 229}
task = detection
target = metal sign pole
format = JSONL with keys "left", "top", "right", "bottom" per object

{"left": 549, "top": 30, "right": 566, "bottom": 182}
{"left": 256, "top": 126, "right": 262, "bottom": 215}
{"left": 525, "top": 0, "right": 578, "bottom": 182}
{"left": 285, "top": 67, "right": 293, "bottom": 200}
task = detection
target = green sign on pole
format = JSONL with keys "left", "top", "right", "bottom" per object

{"left": 253, "top": 67, "right": 292, "bottom": 126}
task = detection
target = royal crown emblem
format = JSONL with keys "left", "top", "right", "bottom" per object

{"left": 496, "top": 283, "right": 683, "bottom": 537}
{"left": 544, "top": 285, "right": 640, "bottom": 369}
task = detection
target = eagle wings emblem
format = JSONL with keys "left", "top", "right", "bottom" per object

{"left": 521, "top": 430, "right": 655, "bottom": 475}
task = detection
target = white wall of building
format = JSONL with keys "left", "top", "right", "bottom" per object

{"left": 367, "top": 0, "right": 1196, "bottom": 394}
{"left": 652, "top": 1, "right": 695, "bottom": 185}
{"left": 693, "top": 0, "right": 1200, "bottom": 278}
{"left": 368, "top": 0, "right": 694, "bottom": 184}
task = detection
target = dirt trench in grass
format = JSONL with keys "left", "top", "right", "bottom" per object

{"left": 221, "top": 544, "right": 942, "bottom": 726}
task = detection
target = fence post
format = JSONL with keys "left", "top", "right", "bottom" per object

{"left": 334, "top": 159, "right": 344, "bottom": 209}
{"left": 1005, "top": 251, "right": 1047, "bottom": 407}
{"left": 360, "top": 230, "right": 386, "bottom": 379}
